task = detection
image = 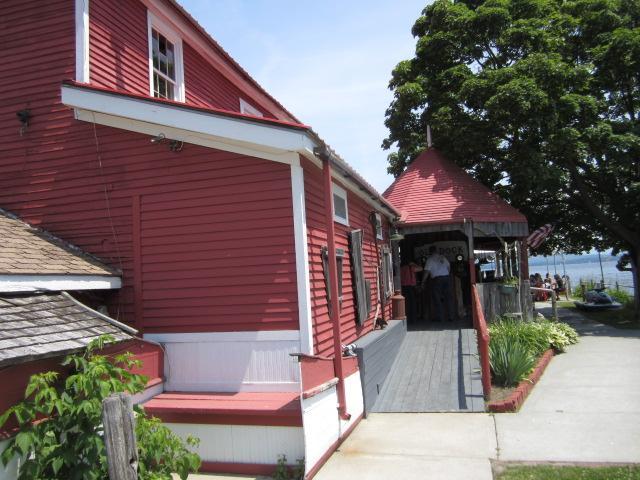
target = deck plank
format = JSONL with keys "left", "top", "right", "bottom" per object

{"left": 371, "top": 322, "right": 485, "bottom": 413}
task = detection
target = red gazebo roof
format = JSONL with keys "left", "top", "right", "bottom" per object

{"left": 383, "top": 148, "right": 527, "bottom": 226}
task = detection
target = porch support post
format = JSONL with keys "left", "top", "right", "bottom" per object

{"left": 464, "top": 219, "right": 476, "bottom": 284}
{"left": 290, "top": 156, "right": 314, "bottom": 355}
{"left": 320, "top": 152, "right": 348, "bottom": 420}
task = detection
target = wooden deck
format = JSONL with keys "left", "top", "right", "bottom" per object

{"left": 371, "top": 322, "right": 485, "bottom": 413}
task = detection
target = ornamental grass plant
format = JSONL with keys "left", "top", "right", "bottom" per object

{"left": 488, "top": 317, "right": 579, "bottom": 387}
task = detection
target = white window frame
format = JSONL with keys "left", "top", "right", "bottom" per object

{"left": 147, "top": 11, "right": 185, "bottom": 102}
{"left": 374, "top": 213, "right": 383, "bottom": 240}
{"left": 332, "top": 183, "right": 349, "bottom": 226}
{"left": 239, "top": 98, "right": 264, "bottom": 117}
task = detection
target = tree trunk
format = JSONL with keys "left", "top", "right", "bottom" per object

{"left": 632, "top": 249, "right": 640, "bottom": 323}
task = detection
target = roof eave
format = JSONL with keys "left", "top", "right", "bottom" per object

{"left": 62, "top": 82, "right": 398, "bottom": 219}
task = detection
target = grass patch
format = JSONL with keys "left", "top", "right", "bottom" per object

{"left": 559, "top": 301, "right": 640, "bottom": 330}
{"left": 495, "top": 464, "right": 640, "bottom": 479}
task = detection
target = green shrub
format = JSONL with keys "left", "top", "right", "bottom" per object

{"left": 606, "top": 288, "right": 633, "bottom": 305}
{"left": 488, "top": 318, "right": 549, "bottom": 357}
{"left": 0, "top": 336, "right": 201, "bottom": 480}
{"left": 488, "top": 318, "right": 579, "bottom": 384}
{"left": 137, "top": 416, "right": 200, "bottom": 480}
{"left": 489, "top": 336, "right": 536, "bottom": 387}
{"left": 489, "top": 317, "right": 579, "bottom": 355}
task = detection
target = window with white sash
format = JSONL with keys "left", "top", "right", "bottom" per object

{"left": 148, "top": 13, "right": 184, "bottom": 101}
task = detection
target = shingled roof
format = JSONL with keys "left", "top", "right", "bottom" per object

{"left": 383, "top": 149, "right": 527, "bottom": 227}
{"left": 0, "top": 292, "right": 135, "bottom": 367}
{"left": 0, "top": 209, "right": 119, "bottom": 276}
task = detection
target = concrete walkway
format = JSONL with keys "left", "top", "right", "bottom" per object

{"left": 315, "top": 307, "right": 640, "bottom": 479}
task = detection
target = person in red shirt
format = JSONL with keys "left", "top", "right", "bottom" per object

{"left": 401, "top": 261, "right": 421, "bottom": 324}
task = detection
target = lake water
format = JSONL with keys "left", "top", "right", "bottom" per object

{"left": 529, "top": 258, "right": 635, "bottom": 294}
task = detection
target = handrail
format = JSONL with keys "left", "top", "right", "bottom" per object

{"left": 530, "top": 287, "right": 558, "bottom": 319}
{"left": 472, "top": 285, "right": 491, "bottom": 399}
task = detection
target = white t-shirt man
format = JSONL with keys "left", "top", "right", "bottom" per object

{"left": 424, "top": 252, "right": 450, "bottom": 279}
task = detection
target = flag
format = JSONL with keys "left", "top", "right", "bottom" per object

{"left": 527, "top": 224, "right": 554, "bottom": 249}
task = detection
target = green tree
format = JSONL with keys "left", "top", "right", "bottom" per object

{"left": 383, "top": 0, "right": 640, "bottom": 318}
{"left": 0, "top": 336, "right": 200, "bottom": 479}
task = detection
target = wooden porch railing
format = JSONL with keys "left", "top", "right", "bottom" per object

{"left": 472, "top": 284, "right": 491, "bottom": 399}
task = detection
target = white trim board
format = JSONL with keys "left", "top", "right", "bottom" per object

{"left": 73, "top": 109, "right": 296, "bottom": 165}
{"left": 0, "top": 275, "right": 121, "bottom": 293}
{"left": 290, "top": 160, "right": 314, "bottom": 355}
{"left": 75, "top": 0, "right": 90, "bottom": 82}
{"left": 62, "top": 84, "right": 311, "bottom": 158}
{"left": 143, "top": 330, "right": 300, "bottom": 343}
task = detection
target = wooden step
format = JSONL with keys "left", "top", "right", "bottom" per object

{"left": 143, "top": 391, "right": 302, "bottom": 426}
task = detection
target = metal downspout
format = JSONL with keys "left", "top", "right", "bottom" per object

{"left": 319, "top": 149, "right": 349, "bottom": 420}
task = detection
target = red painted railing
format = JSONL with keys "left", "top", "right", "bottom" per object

{"left": 472, "top": 285, "right": 491, "bottom": 399}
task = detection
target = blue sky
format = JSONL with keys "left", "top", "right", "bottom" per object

{"left": 179, "top": 0, "right": 427, "bottom": 193}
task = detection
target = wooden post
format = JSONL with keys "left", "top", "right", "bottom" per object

{"left": 102, "top": 393, "right": 138, "bottom": 480}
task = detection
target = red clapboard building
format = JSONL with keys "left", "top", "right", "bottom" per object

{"left": 0, "top": 0, "right": 400, "bottom": 477}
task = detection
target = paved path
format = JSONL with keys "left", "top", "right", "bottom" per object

{"left": 372, "top": 323, "right": 484, "bottom": 413}
{"left": 315, "top": 307, "right": 640, "bottom": 479}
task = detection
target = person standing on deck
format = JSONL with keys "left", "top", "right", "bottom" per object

{"left": 422, "top": 246, "right": 453, "bottom": 322}
{"left": 401, "top": 261, "right": 421, "bottom": 324}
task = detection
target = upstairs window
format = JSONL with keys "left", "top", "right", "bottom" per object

{"left": 152, "top": 30, "right": 176, "bottom": 99}
{"left": 332, "top": 183, "right": 349, "bottom": 226}
{"left": 240, "top": 98, "right": 264, "bottom": 117}
{"left": 148, "top": 13, "right": 184, "bottom": 101}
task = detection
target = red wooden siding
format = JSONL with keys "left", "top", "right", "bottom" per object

{"left": 138, "top": 161, "right": 298, "bottom": 332}
{"left": 1, "top": 0, "right": 299, "bottom": 332}
{"left": 89, "top": 0, "right": 150, "bottom": 95}
{"left": 302, "top": 157, "right": 392, "bottom": 356}
{"left": 184, "top": 43, "right": 273, "bottom": 118}
{"left": 88, "top": 0, "right": 276, "bottom": 117}
{"left": 1, "top": 115, "right": 299, "bottom": 332}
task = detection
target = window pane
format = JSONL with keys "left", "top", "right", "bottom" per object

{"left": 151, "top": 29, "right": 176, "bottom": 80}
{"left": 333, "top": 194, "right": 347, "bottom": 220}
{"left": 151, "top": 29, "right": 178, "bottom": 99}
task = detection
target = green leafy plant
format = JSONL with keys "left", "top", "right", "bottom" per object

{"left": 489, "top": 317, "right": 579, "bottom": 357}
{"left": 489, "top": 336, "right": 536, "bottom": 387}
{"left": 0, "top": 335, "right": 200, "bottom": 480}
{"left": 499, "top": 277, "right": 519, "bottom": 286}
{"left": 606, "top": 288, "right": 633, "bottom": 306}
{"left": 136, "top": 416, "right": 200, "bottom": 480}
{"left": 489, "top": 317, "right": 579, "bottom": 385}
{"left": 272, "top": 454, "right": 305, "bottom": 480}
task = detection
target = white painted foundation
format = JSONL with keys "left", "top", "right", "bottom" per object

{"left": 166, "top": 423, "right": 305, "bottom": 465}
{"left": 301, "top": 371, "right": 364, "bottom": 474}
{"left": 144, "top": 331, "right": 301, "bottom": 392}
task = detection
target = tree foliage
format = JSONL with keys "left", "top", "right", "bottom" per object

{"left": 383, "top": 0, "right": 640, "bottom": 312}
{"left": 0, "top": 336, "right": 200, "bottom": 480}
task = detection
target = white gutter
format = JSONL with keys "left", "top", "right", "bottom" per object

{"left": 0, "top": 274, "right": 122, "bottom": 293}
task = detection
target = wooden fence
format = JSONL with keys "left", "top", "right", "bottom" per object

{"left": 102, "top": 393, "right": 138, "bottom": 480}
{"left": 476, "top": 280, "right": 533, "bottom": 322}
